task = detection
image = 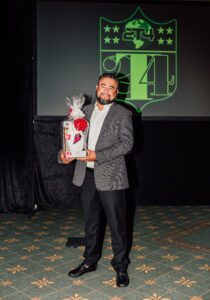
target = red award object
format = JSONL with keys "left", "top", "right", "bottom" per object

{"left": 62, "top": 94, "right": 89, "bottom": 158}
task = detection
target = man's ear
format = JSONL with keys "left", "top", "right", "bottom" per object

{"left": 96, "top": 85, "right": 98, "bottom": 91}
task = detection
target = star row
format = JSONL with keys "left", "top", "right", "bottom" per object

{"left": 103, "top": 25, "right": 174, "bottom": 35}
{"left": 157, "top": 27, "right": 173, "bottom": 34}
{"left": 157, "top": 37, "right": 173, "bottom": 45}
{"left": 104, "top": 36, "right": 120, "bottom": 44}
{"left": 104, "top": 36, "right": 173, "bottom": 46}
{"left": 104, "top": 25, "right": 120, "bottom": 33}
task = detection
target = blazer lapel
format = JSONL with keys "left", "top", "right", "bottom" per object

{"left": 95, "top": 103, "right": 118, "bottom": 149}
{"left": 84, "top": 104, "right": 95, "bottom": 121}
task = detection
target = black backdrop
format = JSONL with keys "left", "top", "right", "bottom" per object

{"left": 33, "top": 116, "right": 210, "bottom": 209}
{"left": 0, "top": 0, "right": 34, "bottom": 213}
{"left": 1, "top": 0, "right": 210, "bottom": 213}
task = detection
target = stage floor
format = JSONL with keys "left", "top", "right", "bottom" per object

{"left": 1, "top": 205, "right": 210, "bottom": 300}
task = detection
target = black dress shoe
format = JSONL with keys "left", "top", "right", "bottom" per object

{"left": 116, "top": 271, "right": 129, "bottom": 287}
{"left": 68, "top": 262, "right": 97, "bottom": 278}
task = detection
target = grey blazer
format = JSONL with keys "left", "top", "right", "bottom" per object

{"left": 73, "top": 102, "right": 133, "bottom": 191}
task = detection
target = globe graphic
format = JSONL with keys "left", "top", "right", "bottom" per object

{"left": 124, "top": 19, "right": 153, "bottom": 49}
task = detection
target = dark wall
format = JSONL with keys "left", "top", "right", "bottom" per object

{"left": 34, "top": 0, "right": 210, "bottom": 207}
{"left": 132, "top": 118, "right": 210, "bottom": 205}
{"left": 34, "top": 116, "right": 210, "bottom": 207}
{"left": 1, "top": 0, "right": 209, "bottom": 213}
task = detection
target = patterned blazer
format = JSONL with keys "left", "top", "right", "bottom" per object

{"left": 73, "top": 102, "right": 133, "bottom": 191}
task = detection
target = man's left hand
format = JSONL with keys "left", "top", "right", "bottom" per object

{"left": 77, "top": 149, "right": 96, "bottom": 162}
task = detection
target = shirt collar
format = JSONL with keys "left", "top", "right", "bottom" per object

{"left": 95, "top": 101, "right": 113, "bottom": 112}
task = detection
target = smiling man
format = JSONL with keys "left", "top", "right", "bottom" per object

{"left": 59, "top": 73, "right": 134, "bottom": 287}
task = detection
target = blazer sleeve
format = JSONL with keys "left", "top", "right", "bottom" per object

{"left": 96, "top": 109, "right": 133, "bottom": 164}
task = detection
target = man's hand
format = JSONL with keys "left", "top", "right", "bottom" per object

{"left": 77, "top": 149, "right": 96, "bottom": 162}
{"left": 59, "top": 150, "right": 75, "bottom": 164}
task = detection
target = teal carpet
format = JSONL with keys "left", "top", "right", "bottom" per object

{"left": 0, "top": 206, "right": 210, "bottom": 300}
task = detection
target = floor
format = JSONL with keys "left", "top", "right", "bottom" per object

{"left": 0, "top": 205, "right": 210, "bottom": 300}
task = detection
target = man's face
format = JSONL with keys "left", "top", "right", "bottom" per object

{"left": 96, "top": 77, "right": 118, "bottom": 103}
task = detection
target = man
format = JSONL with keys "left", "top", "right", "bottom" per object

{"left": 59, "top": 73, "right": 133, "bottom": 287}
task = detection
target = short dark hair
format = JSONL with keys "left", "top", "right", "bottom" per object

{"left": 98, "top": 73, "right": 119, "bottom": 89}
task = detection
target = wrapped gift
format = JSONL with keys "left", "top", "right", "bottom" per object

{"left": 62, "top": 94, "right": 88, "bottom": 158}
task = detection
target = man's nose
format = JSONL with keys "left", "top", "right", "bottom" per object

{"left": 103, "top": 86, "right": 109, "bottom": 92}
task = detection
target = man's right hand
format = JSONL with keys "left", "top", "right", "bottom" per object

{"left": 59, "top": 150, "right": 75, "bottom": 164}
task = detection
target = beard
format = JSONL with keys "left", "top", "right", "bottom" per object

{"left": 96, "top": 92, "right": 116, "bottom": 105}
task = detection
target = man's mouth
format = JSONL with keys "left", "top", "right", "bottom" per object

{"left": 101, "top": 93, "right": 109, "bottom": 98}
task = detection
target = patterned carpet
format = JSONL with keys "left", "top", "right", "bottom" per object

{"left": 0, "top": 206, "right": 210, "bottom": 300}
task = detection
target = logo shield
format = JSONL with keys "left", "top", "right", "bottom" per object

{"left": 100, "top": 7, "right": 177, "bottom": 112}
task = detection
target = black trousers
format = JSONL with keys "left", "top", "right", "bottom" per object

{"left": 81, "top": 168, "right": 129, "bottom": 272}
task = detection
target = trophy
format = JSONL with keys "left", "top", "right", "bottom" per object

{"left": 62, "top": 94, "right": 88, "bottom": 158}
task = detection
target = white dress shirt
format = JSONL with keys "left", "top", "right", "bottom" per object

{"left": 87, "top": 103, "right": 112, "bottom": 168}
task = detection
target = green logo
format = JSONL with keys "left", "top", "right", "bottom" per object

{"left": 100, "top": 7, "right": 177, "bottom": 112}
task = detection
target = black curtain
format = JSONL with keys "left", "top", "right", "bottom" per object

{"left": 0, "top": 0, "right": 34, "bottom": 213}
{"left": 34, "top": 118, "right": 81, "bottom": 208}
{"left": 33, "top": 117, "right": 210, "bottom": 207}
